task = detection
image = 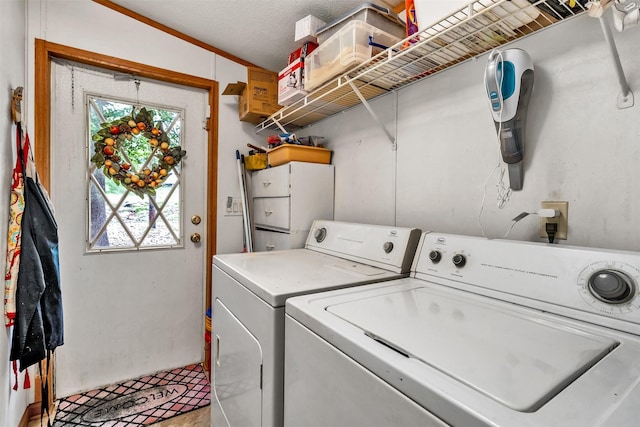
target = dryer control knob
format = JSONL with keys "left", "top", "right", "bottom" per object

{"left": 383, "top": 242, "right": 394, "bottom": 253}
{"left": 314, "top": 227, "right": 327, "bottom": 243}
{"left": 452, "top": 254, "right": 466, "bottom": 268}
{"left": 588, "top": 269, "right": 635, "bottom": 304}
{"left": 429, "top": 250, "right": 442, "bottom": 263}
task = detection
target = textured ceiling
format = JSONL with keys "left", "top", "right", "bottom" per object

{"left": 107, "top": 0, "right": 406, "bottom": 72}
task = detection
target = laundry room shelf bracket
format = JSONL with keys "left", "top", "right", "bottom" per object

{"left": 598, "top": 15, "right": 634, "bottom": 109}
{"left": 271, "top": 116, "right": 288, "bottom": 134}
{"left": 347, "top": 81, "right": 396, "bottom": 148}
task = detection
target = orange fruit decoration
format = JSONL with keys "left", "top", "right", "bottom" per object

{"left": 91, "top": 107, "right": 186, "bottom": 198}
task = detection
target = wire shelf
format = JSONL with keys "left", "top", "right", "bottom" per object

{"left": 256, "top": 0, "right": 589, "bottom": 132}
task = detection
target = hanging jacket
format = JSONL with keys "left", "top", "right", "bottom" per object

{"left": 10, "top": 172, "right": 63, "bottom": 371}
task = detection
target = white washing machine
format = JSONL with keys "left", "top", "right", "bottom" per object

{"left": 285, "top": 232, "right": 640, "bottom": 426}
{"left": 211, "top": 220, "right": 422, "bottom": 427}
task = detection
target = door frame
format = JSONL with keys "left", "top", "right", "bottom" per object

{"left": 33, "top": 38, "right": 218, "bottom": 405}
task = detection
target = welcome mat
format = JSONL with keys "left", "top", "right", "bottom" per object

{"left": 53, "top": 364, "right": 210, "bottom": 426}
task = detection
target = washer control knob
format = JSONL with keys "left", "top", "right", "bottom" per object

{"left": 452, "top": 254, "right": 466, "bottom": 268}
{"left": 314, "top": 227, "right": 327, "bottom": 243}
{"left": 429, "top": 250, "right": 442, "bottom": 263}
{"left": 588, "top": 269, "right": 635, "bottom": 304}
{"left": 383, "top": 242, "right": 394, "bottom": 253}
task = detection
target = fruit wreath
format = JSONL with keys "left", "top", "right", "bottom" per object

{"left": 90, "top": 107, "right": 186, "bottom": 198}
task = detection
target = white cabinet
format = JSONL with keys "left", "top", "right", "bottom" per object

{"left": 251, "top": 162, "right": 334, "bottom": 251}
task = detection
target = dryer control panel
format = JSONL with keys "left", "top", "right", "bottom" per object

{"left": 305, "top": 220, "right": 422, "bottom": 274}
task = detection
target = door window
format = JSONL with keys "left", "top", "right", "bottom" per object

{"left": 87, "top": 96, "right": 184, "bottom": 252}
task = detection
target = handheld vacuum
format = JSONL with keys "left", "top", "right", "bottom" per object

{"left": 484, "top": 48, "right": 534, "bottom": 191}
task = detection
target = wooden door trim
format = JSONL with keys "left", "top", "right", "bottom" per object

{"left": 34, "top": 38, "right": 218, "bottom": 403}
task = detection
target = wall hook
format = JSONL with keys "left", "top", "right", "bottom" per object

{"left": 11, "top": 87, "right": 23, "bottom": 124}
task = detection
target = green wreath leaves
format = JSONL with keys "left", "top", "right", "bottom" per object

{"left": 91, "top": 107, "right": 186, "bottom": 198}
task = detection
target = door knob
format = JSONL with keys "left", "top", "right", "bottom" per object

{"left": 190, "top": 233, "right": 201, "bottom": 243}
{"left": 191, "top": 215, "right": 202, "bottom": 225}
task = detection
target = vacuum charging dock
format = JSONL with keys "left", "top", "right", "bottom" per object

{"left": 485, "top": 48, "right": 534, "bottom": 191}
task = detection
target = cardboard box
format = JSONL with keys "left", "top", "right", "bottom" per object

{"left": 278, "top": 58, "right": 307, "bottom": 106}
{"left": 222, "top": 67, "right": 282, "bottom": 124}
{"left": 288, "top": 41, "right": 318, "bottom": 65}
{"left": 295, "top": 15, "right": 326, "bottom": 44}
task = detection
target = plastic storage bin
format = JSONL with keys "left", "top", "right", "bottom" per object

{"left": 305, "top": 20, "right": 401, "bottom": 92}
{"left": 268, "top": 145, "right": 331, "bottom": 167}
{"left": 316, "top": 2, "right": 405, "bottom": 45}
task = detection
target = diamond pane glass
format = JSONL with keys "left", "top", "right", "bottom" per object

{"left": 86, "top": 96, "right": 184, "bottom": 252}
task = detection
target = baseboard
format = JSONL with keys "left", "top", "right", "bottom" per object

{"left": 17, "top": 403, "right": 39, "bottom": 427}
{"left": 17, "top": 406, "right": 31, "bottom": 427}
{"left": 17, "top": 358, "right": 56, "bottom": 427}
{"left": 18, "top": 401, "right": 57, "bottom": 427}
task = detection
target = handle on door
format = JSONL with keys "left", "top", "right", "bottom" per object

{"left": 190, "top": 233, "right": 201, "bottom": 243}
{"left": 216, "top": 335, "right": 221, "bottom": 367}
{"left": 262, "top": 181, "right": 271, "bottom": 187}
{"left": 266, "top": 244, "right": 275, "bottom": 251}
{"left": 264, "top": 210, "right": 273, "bottom": 215}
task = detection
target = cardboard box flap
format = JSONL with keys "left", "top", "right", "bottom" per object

{"left": 222, "top": 82, "right": 246, "bottom": 96}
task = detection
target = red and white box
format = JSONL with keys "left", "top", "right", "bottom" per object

{"left": 278, "top": 58, "right": 307, "bottom": 106}
{"left": 288, "top": 42, "right": 318, "bottom": 65}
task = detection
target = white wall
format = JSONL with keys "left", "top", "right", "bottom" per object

{"left": 304, "top": 13, "right": 640, "bottom": 252}
{"left": 1, "top": 1, "right": 33, "bottom": 426}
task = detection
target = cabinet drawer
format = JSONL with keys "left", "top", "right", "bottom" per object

{"left": 252, "top": 166, "right": 290, "bottom": 197}
{"left": 253, "top": 197, "right": 290, "bottom": 230}
{"left": 254, "top": 229, "right": 292, "bottom": 252}
{"left": 254, "top": 229, "right": 309, "bottom": 252}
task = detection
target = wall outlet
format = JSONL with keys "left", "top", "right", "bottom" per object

{"left": 539, "top": 201, "right": 568, "bottom": 240}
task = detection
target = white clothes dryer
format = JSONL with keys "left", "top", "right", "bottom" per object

{"left": 285, "top": 233, "right": 640, "bottom": 427}
{"left": 211, "top": 220, "right": 421, "bottom": 427}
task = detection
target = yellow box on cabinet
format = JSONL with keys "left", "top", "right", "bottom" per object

{"left": 268, "top": 145, "right": 331, "bottom": 167}
{"left": 222, "top": 67, "right": 282, "bottom": 124}
{"left": 244, "top": 153, "right": 268, "bottom": 170}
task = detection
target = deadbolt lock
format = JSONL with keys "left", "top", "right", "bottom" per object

{"left": 191, "top": 215, "right": 202, "bottom": 225}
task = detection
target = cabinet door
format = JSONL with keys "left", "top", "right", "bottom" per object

{"left": 253, "top": 197, "right": 290, "bottom": 230}
{"left": 252, "top": 165, "right": 290, "bottom": 198}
